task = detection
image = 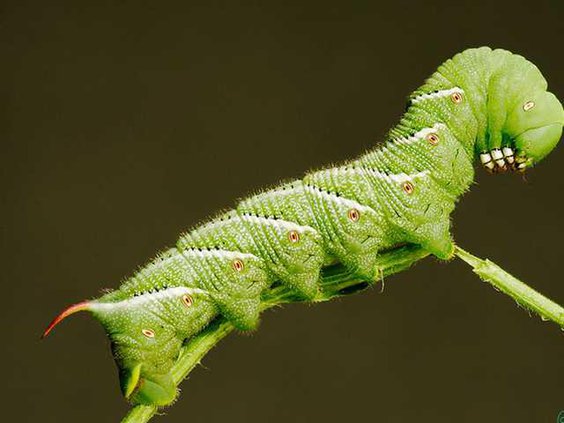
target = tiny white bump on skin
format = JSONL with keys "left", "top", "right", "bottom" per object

{"left": 392, "top": 123, "right": 446, "bottom": 146}
{"left": 502, "top": 147, "right": 515, "bottom": 164}
{"left": 90, "top": 287, "right": 209, "bottom": 311}
{"left": 410, "top": 87, "right": 465, "bottom": 105}
{"left": 241, "top": 214, "right": 318, "bottom": 236}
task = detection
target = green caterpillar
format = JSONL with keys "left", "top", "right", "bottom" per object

{"left": 43, "top": 47, "right": 564, "bottom": 407}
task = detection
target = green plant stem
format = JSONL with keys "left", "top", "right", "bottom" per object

{"left": 121, "top": 319, "right": 236, "bottom": 423}
{"left": 121, "top": 245, "right": 564, "bottom": 423}
{"left": 455, "top": 246, "right": 564, "bottom": 326}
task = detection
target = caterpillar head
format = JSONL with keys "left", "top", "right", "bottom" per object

{"left": 504, "top": 90, "right": 564, "bottom": 170}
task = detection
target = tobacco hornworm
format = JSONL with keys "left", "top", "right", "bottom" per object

{"left": 43, "top": 47, "right": 564, "bottom": 407}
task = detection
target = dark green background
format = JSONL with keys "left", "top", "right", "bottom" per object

{"left": 3, "top": 1, "right": 564, "bottom": 422}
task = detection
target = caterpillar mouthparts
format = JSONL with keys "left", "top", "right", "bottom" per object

{"left": 479, "top": 147, "right": 528, "bottom": 172}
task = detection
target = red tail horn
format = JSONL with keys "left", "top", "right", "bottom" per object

{"left": 42, "top": 301, "right": 91, "bottom": 338}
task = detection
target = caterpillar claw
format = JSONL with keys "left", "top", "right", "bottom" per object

{"left": 42, "top": 301, "right": 91, "bottom": 338}
{"left": 126, "top": 372, "right": 177, "bottom": 406}
{"left": 119, "top": 362, "right": 177, "bottom": 405}
{"left": 122, "top": 363, "right": 142, "bottom": 399}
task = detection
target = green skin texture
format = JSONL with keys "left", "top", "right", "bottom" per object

{"left": 59, "top": 47, "right": 564, "bottom": 406}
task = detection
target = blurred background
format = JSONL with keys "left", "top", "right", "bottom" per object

{"left": 2, "top": 1, "right": 564, "bottom": 422}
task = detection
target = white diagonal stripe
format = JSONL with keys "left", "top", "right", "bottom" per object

{"left": 332, "top": 166, "right": 430, "bottom": 184}
{"left": 410, "top": 87, "right": 464, "bottom": 105}
{"left": 304, "top": 185, "right": 374, "bottom": 213}
{"left": 181, "top": 248, "right": 258, "bottom": 262}
{"left": 241, "top": 214, "right": 318, "bottom": 235}
{"left": 392, "top": 123, "right": 446, "bottom": 146}
{"left": 363, "top": 169, "right": 430, "bottom": 184}
{"left": 91, "top": 286, "right": 209, "bottom": 310}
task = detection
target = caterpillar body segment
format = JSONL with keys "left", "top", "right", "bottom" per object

{"left": 43, "top": 47, "right": 564, "bottom": 407}
{"left": 174, "top": 248, "right": 268, "bottom": 330}
{"left": 178, "top": 213, "right": 325, "bottom": 299}
{"left": 304, "top": 184, "right": 389, "bottom": 280}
